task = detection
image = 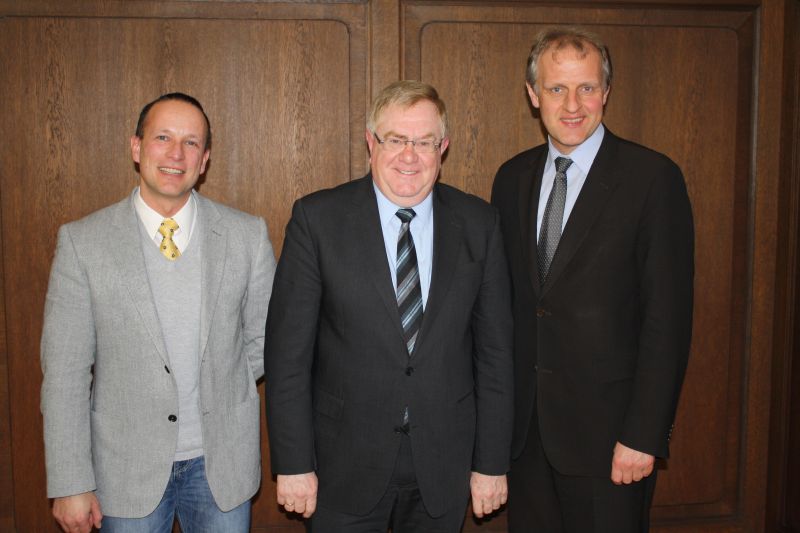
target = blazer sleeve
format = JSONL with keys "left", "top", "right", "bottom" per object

{"left": 264, "top": 198, "right": 320, "bottom": 475}
{"left": 621, "top": 161, "right": 694, "bottom": 457}
{"left": 242, "top": 217, "right": 276, "bottom": 382}
{"left": 471, "top": 211, "right": 515, "bottom": 475}
{"left": 40, "top": 224, "right": 97, "bottom": 498}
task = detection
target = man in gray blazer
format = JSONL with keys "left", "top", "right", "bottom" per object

{"left": 40, "top": 93, "right": 276, "bottom": 533}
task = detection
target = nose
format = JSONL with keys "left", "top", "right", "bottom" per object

{"left": 564, "top": 89, "right": 580, "bottom": 113}
{"left": 167, "top": 141, "right": 185, "bottom": 160}
{"left": 399, "top": 141, "right": 418, "bottom": 161}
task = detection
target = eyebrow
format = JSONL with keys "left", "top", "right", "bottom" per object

{"left": 381, "top": 130, "right": 438, "bottom": 140}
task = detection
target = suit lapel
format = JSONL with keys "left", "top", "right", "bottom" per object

{"left": 108, "top": 192, "right": 170, "bottom": 365}
{"left": 523, "top": 150, "right": 548, "bottom": 296}
{"left": 540, "top": 131, "right": 620, "bottom": 295}
{"left": 196, "top": 194, "right": 226, "bottom": 362}
{"left": 415, "top": 185, "right": 460, "bottom": 355}
{"left": 347, "top": 178, "right": 407, "bottom": 343}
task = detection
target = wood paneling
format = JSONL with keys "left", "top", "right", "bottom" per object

{"left": 0, "top": 0, "right": 795, "bottom": 531}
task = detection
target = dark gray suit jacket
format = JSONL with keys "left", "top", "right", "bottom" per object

{"left": 492, "top": 129, "right": 694, "bottom": 477}
{"left": 265, "top": 175, "right": 514, "bottom": 516}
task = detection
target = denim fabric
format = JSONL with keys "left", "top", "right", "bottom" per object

{"left": 101, "top": 456, "right": 251, "bottom": 533}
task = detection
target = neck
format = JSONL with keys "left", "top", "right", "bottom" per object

{"left": 141, "top": 191, "right": 190, "bottom": 218}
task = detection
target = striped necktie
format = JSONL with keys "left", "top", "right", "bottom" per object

{"left": 395, "top": 208, "right": 423, "bottom": 355}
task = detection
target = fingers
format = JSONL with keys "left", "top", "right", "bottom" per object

{"left": 53, "top": 493, "right": 100, "bottom": 533}
{"left": 610, "top": 442, "right": 655, "bottom": 485}
{"left": 276, "top": 473, "right": 318, "bottom": 518}
{"left": 469, "top": 473, "right": 507, "bottom": 518}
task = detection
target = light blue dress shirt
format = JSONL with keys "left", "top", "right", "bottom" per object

{"left": 373, "top": 183, "right": 434, "bottom": 310}
{"left": 536, "top": 124, "right": 605, "bottom": 239}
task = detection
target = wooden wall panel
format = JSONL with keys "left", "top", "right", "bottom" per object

{"left": 0, "top": 0, "right": 794, "bottom": 532}
{"left": 0, "top": 2, "right": 368, "bottom": 530}
{"left": 404, "top": 2, "right": 759, "bottom": 531}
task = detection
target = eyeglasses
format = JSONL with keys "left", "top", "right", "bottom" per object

{"left": 373, "top": 133, "right": 443, "bottom": 154}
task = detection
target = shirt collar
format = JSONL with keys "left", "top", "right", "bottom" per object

{"left": 133, "top": 187, "right": 196, "bottom": 242}
{"left": 546, "top": 123, "right": 605, "bottom": 176}
{"left": 373, "top": 182, "right": 434, "bottom": 230}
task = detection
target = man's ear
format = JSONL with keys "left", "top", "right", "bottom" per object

{"left": 131, "top": 136, "right": 142, "bottom": 164}
{"left": 526, "top": 82, "right": 540, "bottom": 109}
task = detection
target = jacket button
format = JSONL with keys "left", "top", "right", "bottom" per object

{"left": 168, "top": 414, "right": 177, "bottom": 422}
{"left": 405, "top": 366, "right": 414, "bottom": 376}
{"left": 164, "top": 365, "right": 171, "bottom": 374}
{"left": 536, "top": 308, "right": 546, "bottom": 317}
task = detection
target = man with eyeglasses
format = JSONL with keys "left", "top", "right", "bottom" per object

{"left": 265, "top": 80, "right": 514, "bottom": 531}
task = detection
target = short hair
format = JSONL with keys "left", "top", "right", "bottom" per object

{"left": 367, "top": 80, "right": 448, "bottom": 138}
{"left": 134, "top": 92, "right": 212, "bottom": 150}
{"left": 526, "top": 27, "right": 612, "bottom": 94}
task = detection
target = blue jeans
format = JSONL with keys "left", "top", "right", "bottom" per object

{"left": 101, "top": 456, "right": 251, "bottom": 533}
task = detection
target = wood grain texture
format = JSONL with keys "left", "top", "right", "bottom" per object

{"left": 0, "top": 0, "right": 796, "bottom": 531}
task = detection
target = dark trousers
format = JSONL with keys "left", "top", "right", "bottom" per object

{"left": 309, "top": 435, "right": 468, "bottom": 532}
{"left": 508, "top": 414, "right": 657, "bottom": 533}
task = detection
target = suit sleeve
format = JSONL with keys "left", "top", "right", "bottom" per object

{"left": 471, "top": 211, "right": 515, "bottom": 475}
{"left": 40, "top": 224, "right": 97, "bottom": 498}
{"left": 621, "top": 162, "right": 694, "bottom": 457}
{"left": 264, "top": 199, "right": 320, "bottom": 474}
{"left": 242, "top": 218, "right": 276, "bottom": 381}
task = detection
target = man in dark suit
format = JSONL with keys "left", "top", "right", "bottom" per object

{"left": 491, "top": 28, "right": 694, "bottom": 532}
{"left": 265, "top": 80, "right": 514, "bottom": 531}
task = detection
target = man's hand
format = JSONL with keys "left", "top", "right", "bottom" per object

{"left": 52, "top": 492, "right": 102, "bottom": 533}
{"left": 611, "top": 441, "right": 655, "bottom": 485}
{"left": 470, "top": 472, "right": 507, "bottom": 518}
{"left": 277, "top": 472, "right": 318, "bottom": 518}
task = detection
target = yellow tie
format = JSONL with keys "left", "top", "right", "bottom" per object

{"left": 158, "top": 218, "right": 181, "bottom": 261}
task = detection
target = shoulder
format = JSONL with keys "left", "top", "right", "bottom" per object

{"left": 606, "top": 132, "right": 683, "bottom": 180}
{"left": 435, "top": 182, "right": 498, "bottom": 227}
{"left": 197, "top": 193, "right": 265, "bottom": 230}
{"left": 298, "top": 176, "right": 368, "bottom": 208}
{"left": 283, "top": 176, "right": 371, "bottom": 224}
{"left": 436, "top": 182, "right": 492, "bottom": 211}
{"left": 495, "top": 143, "right": 547, "bottom": 178}
{"left": 60, "top": 195, "right": 132, "bottom": 239}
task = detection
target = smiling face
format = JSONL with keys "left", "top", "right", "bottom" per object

{"left": 528, "top": 44, "right": 609, "bottom": 154}
{"left": 365, "top": 100, "right": 449, "bottom": 208}
{"left": 130, "top": 99, "right": 210, "bottom": 216}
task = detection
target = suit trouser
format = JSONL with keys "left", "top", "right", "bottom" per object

{"left": 508, "top": 412, "right": 657, "bottom": 533}
{"left": 309, "top": 434, "right": 468, "bottom": 533}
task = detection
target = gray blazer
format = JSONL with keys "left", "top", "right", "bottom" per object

{"left": 40, "top": 190, "right": 276, "bottom": 518}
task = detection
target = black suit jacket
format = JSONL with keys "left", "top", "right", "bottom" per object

{"left": 265, "top": 175, "right": 514, "bottom": 516}
{"left": 491, "top": 129, "right": 693, "bottom": 477}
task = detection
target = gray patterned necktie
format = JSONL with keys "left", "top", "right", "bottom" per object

{"left": 396, "top": 208, "right": 423, "bottom": 355}
{"left": 538, "top": 157, "right": 572, "bottom": 284}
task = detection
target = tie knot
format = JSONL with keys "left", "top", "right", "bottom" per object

{"left": 158, "top": 218, "right": 179, "bottom": 238}
{"left": 396, "top": 208, "right": 416, "bottom": 224}
{"left": 555, "top": 157, "right": 573, "bottom": 175}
